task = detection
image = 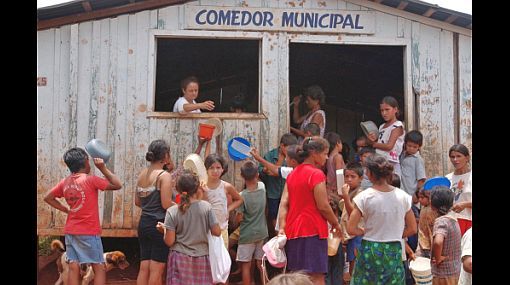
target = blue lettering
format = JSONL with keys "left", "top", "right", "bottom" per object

{"left": 252, "top": 11, "right": 262, "bottom": 26}
{"left": 319, "top": 14, "right": 329, "bottom": 28}
{"left": 218, "top": 10, "right": 231, "bottom": 25}
{"left": 241, "top": 11, "right": 252, "bottom": 25}
{"left": 263, "top": 11, "right": 274, "bottom": 26}
{"left": 196, "top": 9, "right": 207, "bottom": 25}
{"left": 294, "top": 13, "right": 304, "bottom": 27}
{"left": 206, "top": 10, "right": 218, "bottom": 25}
{"left": 304, "top": 13, "right": 315, "bottom": 27}
{"left": 343, "top": 14, "right": 354, "bottom": 29}
{"left": 332, "top": 14, "right": 344, "bottom": 28}
{"left": 282, "top": 12, "right": 294, "bottom": 27}
{"left": 354, "top": 14, "right": 364, "bottom": 29}
{"left": 231, "top": 10, "right": 240, "bottom": 26}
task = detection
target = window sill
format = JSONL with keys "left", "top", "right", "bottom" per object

{"left": 147, "top": 112, "right": 267, "bottom": 120}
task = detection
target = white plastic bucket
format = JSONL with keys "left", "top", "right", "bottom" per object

{"left": 360, "top": 121, "right": 379, "bottom": 138}
{"left": 409, "top": 257, "right": 432, "bottom": 285}
{"left": 183, "top": 153, "right": 208, "bottom": 185}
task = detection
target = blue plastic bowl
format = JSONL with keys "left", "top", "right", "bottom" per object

{"left": 227, "top": 137, "right": 251, "bottom": 161}
{"left": 423, "top": 176, "right": 451, "bottom": 191}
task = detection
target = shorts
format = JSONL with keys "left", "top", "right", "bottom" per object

{"left": 346, "top": 236, "right": 362, "bottom": 262}
{"left": 236, "top": 240, "right": 265, "bottom": 262}
{"left": 65, "top": 234, "right": 105, "bottom": 265}
{"left": 267, "top": 198, "right": 281, "bottom": 220}
{"left": 138, "top": 215, "right": 169, "bottom": 263}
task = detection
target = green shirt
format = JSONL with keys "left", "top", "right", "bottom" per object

{"left": 238, "top": 182, "right": 268, "bottom": 244}
{"left": 259, "top": 147, "right": 286, "bottom": 199}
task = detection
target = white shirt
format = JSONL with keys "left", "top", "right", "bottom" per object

{"left": 173, "top": 96, "right": 201, "bottom": 113}
{"left": 279, "top": 166, "right": 293, "bottom": 179}
{"left": 446, "top": 171, "right": 472, "bottom": 221}
{"left": 376, "top": 120, "right": 405, "bottom": 163}
{"left": 458, "top": 228, "right": 472, "bottom": 285}
{"left": 353, "top": 187, "right": 411, "bottom": 242}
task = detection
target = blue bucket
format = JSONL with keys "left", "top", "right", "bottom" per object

{"left": 227, "top": 137, "right": 251, "bottom": 161}
{"left": 423, "top": 176, "right": 451, "bottom": 191}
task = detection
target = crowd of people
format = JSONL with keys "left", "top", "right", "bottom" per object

{"left": 43, "top": 78, "right": 472, "bottom": 285}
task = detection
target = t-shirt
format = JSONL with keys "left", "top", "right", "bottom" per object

{"left": 50, "top": 173, "right": 109, "bottom": 235}
{"left": 284, "top": 163, "right": 328, "bottom": 239}
{"left": 163, "top": 200, "right": 218, "bottom": 257}
{"left": 446, "top": 171, "right": 472, "bottom": 221}
{"left": 259, "top": 148, "right": 286, "bottom": 199}
{"left": 431, "top": 215, "right": 462, "bottom": 277}
{"left": 353, "top": 187, "right": 411, "bottom": 242}
{"left": 376, "top": 120, "right": 405, "bottom": 163}
{"left": 238, "top": 182, "right": 268, "bottom": 244}
{"left": 399, "top": 151, "right": 426, "bottom": 196}
{"left": 172, "top": 96, "right": 201, "bottom": 113}
{"left": 458, "top": 228, "right": 472, "bottom": 285}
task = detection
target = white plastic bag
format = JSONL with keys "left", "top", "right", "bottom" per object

{"left": 208, "top": 232, "right": 231, "bottom": 283}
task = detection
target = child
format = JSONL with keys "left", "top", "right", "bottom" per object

{"left": 236, "top": 161, "right": 268, "bottom": 285}
{"left": 230, "top": 94, "right": 246, "bottom": 113}
{"left": 203, "top": 154, "right": 244, "bottom": 249}
{"left": 44, "top": 147, "right": 122, "bottom": 285}
{"left": 366, "top": 96, "right": 405, "bottom": 177}
{"left": 352, "top": 136, "right": 368, "bottom": 163}
{"left": 400, "top": 130, "right": 427, "bottom": 196}
{"left": 416, "top": 188, "right": 437, "bottom": 258}
{"left": 429, "top": 186, "right": 462, "bottom": 285}
{"left": 324, "top": 132, "right": 345, "bottom": 197}
{"left": 346, "top": 154, "right": 416, "bottom": 285}
{"left": 172, "top": 76, "right": 215, "bottom": 113}
{"left": 161, "top": 170, "right": 221, "bottom": 285}
{"left": 251, "top": 144, "right": 302, "bottom": 179}
{"left": 358, "top": 146, "right": 376, "bottom": 190}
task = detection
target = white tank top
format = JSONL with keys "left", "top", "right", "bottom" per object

{"left": 300, "top": 109, "right": 326, "bottom": 138}
{"left": 205, "top": 180, "right": 228, "bottom": 230}
{"left": 376, "top": 120, "right": 405, "bottom": 164}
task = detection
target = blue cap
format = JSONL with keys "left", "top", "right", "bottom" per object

{"left": 423, "top": 176, "right": 451, "bottom": 191}
{"left": 227, "top": 137, "right": 251, "bottom": 161}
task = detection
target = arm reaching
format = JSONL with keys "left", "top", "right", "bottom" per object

{"left": 93, "top": 158, "right": 122, "bottom": 190}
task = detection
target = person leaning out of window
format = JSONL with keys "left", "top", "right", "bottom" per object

{"left": 173, "top": 76, "right": 215, "bottom": 114}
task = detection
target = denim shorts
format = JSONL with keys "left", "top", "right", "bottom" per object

{"left": 65, "top": 234, "right": 105, "bottom": 264}
{"left": 346, "top": 235, "right": 362, "bottom": 262}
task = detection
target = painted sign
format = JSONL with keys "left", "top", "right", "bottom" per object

{"left": 185, "top": 6, "right": 375, "bottom": 34}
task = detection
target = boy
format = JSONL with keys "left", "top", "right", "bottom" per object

{"left": 339, "top": 161, "right": 364, "bottom": 283}
{"left": 303, "top": 122, "right": 321, "bottom": 137}
{"left": 44, "top": 147, "right": 122, "bottom": 285}
{"left": 399, "top": 130, "right": 427, "bottom": 196}
{"left": 416, "top": 188, "right": 438, "bottom": 258}
{"left": 236, "top": 161, "right": 268, "bottom": 285}
{"left": 358, "top": 146, "right": 376, "bottom": 190}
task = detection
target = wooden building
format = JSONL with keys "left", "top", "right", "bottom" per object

{"left": 37, "top": 0, "right": 472, "bottom": 237}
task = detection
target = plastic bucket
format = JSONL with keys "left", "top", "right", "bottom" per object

{"left": 198, "top": 123, "right": 215, "bottom": 139}
{"left": 423, "top": 176, "right": 451, "bottom": 191}
{"left": 227, "top": 137, "right": 251, "bottom": 161}
{"left": 183, "top": 153, "right": 208, "bottom": 184}
{"left": 409, "top": 257, "right": 432, "bottom": 285}
{"left": 204, "top": 118, "right": 223, "bottom": 137}
{"left": 360, "top": 121, "right": 379, "bottom": 138}
{"left": 85, "top": 139, "right": 111, "bottom": 163}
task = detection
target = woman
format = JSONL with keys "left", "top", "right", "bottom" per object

{"left": 445, "top": 143, "right": 472, "bottom": 236}
{"left": 135, "top": 139, "right": 175, "bottom": 285}
{"left": 278, "top": 136, "right": 342, "bottom": 285}
{"left": 172, "top": 76, "right": 215, "bottom": 114}
{"left": 291, "top": 85, "right": 327, "bottom": 143}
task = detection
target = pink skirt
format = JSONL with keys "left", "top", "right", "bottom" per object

{"left": 166, "top": 250, "right": 213, "bottom": 285}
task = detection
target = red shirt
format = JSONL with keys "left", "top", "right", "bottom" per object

{"left": 285, "top": 163, "right": 328, "bottom": 239}
{"left": 50, "top": 173, "right": 109, "bottom": 235}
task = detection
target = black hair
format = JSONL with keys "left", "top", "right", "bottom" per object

{"left": 324, "top": 132, "right": 342, "bottom": 154}
{"left": 180, "top": 76, "right": 199, "bottom": 90}
{"left": 145, "top": 139, "right": 170, "bottom": 162}
{"left": 388, "top": 173, "right": 401, "bottom": 188}
{"left": 430, "top": 186, "right": 454, "bottom": 216}
{"left": 449, "top": 144, "right": 470, "bottom": 157}
{"left": 63, "top": 147, "right": 89, "bottom": 173}
{"left": 404, "top": 130, "right": 423, "bottom": 146}
{"left": 380, "top": 96, "right": 400, "bottom": 118}
{"left": 286, "top": 144, "right": 303, "bottom": 164}
{"left": 241, "top": 160, "right": 258, "bottom": 181}
{"left": 204, "top": 154, "right": 228, "bottom": 177}
{"left": 345, "top": 161, "right": 364, "bottom": 177}
{"left": 303, "top": 85, "right": 326, "bottom": 106}
{"left": 365, "top": 153, "right": 394, "bottom": 182}
{"left": 280, "top": 133, "right": 298, "bottom": 146}
{"left": 230, "top": 94, "right": 246, "bottom": 112}
{"left": 352, "top": 136, "right": 368, "bottom": 153}
{"left": 303, "top": 123, "right": 321, "bottom": 136}
{"left": 176, "top": 169, "right": 200, "bottom": 213}
{"left": 342, "top": 142, "right": 351, "bottom": 164}
{"left": 358, "top": 146, "right": 376, "bottom": 157}
{"left": 296, "top": 136, "right": 329, "bottom": 160}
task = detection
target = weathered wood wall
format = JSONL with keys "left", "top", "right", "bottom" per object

{"left": 37, "top": 0, "right": 471, "bottom": 237}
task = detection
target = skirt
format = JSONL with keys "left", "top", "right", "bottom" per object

{"left": 166, "top": 250, "right": 213, "bottom": 285}
{"left": 285, "top": 235, "right": 328, "bottom": 274}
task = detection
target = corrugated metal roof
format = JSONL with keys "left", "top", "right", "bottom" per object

{"left": 37, "top": 0, "right": 471, "bottom": 31}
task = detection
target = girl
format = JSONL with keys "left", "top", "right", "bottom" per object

{"left": 429, "top": 186, "right": 461, "bottom": 285}
{"left": 135, "top": 139, "right": 175, "bottom": 285}
{"left": 161, "top": 170, "right": 221, "bottom": 285}
{"left": 347, "top": 154, "right": 417, "bottom": 285}
{"left": 416, "top": 188, "right": 437, "bottom": 258}
{"left": 324, "top": 132, "right": 345, "bottom": 196}
{"left": 366, "top": 96, "right": 405, "bottom": 176}
{"left": 291, "top": 85, "right": 327, "bottom": 143}
{"left": 445, "top": 144, "right": 472, "bottom": 236}
{"left": 202, "top": 154, "right": 244, "bottom": 249}
{"left": 172, "top": 76, "right": 215, "bottom": 114}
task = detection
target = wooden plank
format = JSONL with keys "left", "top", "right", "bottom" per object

{"left": 375, "top": 10, "right": 398, "bottom": 38}
{"left": 397, "top": 1, "right": 408, "bottom": 10}
{"left": 277, "top": 32, "right": 290, "bottom": 146}
{"left": 69, "top": 24, "right": 79, "bottom": 148}
{"left": 37, "top": 29, "right": 55, "bottom": 230}
{"left": 457, "top": 35, "right": 472, "bottom": 153}
{"left": 76, "top": 21, "right": 93, "bottom": 150}
{"left": 422, "top": 8, "right": 436, "bottom": 18}
{"left": 38, "top": 228, "right": 139, "bottom": 238}
{"left": 262, "top": 32, "right": 280, "bottom": 150}
{"left": 221, "top": 119, "right": 238, "bottom": 184}
{"left": 397, "top": 16, "right": 411, "bottom": 39}
{"left": 157, "top": 5, "right": 180, "bottom": 30}
{"left": 147, "top": 112, "right": 267, "bottom": 119}
{"left": 439, "top": 30, "right": 455, "bottom": 175}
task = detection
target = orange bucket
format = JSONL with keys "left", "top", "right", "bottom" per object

{"left": 198, "top": 123, "right": 215, "bottom": 139}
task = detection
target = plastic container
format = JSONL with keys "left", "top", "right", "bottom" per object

{"left": 423, "top": 176, "right": 451, "bottom": 191}
{"left": 198, "top": 123, "right": 216, "bottom": 139}
{"left": 409, "top": 257, "right": 432, "bottom": 285}
{"left": 85, "top": 139, "right": 111, "bottom": 163}
{"left": 336, "top": 169, "right": 344, "bottom": 191}
{"left": 227, "top": 137, "right": 251, "bottom": 161}
{"left": 204, "top": 118, "right": 223, "bottom": 137}
{"left": 183, "top": 153, "right": 208, "bottom": 184}
{"left": 360, "top": 121, "right": 379, "bottom": 138}
{"left": 327, "top": 229, "right": 341, "bottom": 256}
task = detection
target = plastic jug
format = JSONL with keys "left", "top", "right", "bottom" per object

{"left": 85, "top": 139, "right": 111, "bottom": 163}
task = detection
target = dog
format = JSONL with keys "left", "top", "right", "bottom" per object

{"left": 51, "top": 239, "right": 130, "bottom": 285}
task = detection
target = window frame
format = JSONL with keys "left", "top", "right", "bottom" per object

{"left": 147, "top": 29, "right": 265, "bottom": 119}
